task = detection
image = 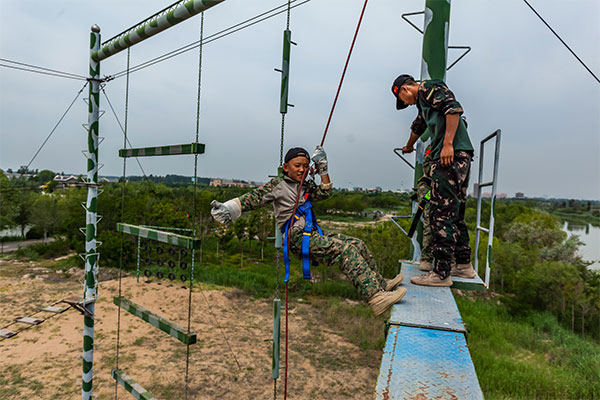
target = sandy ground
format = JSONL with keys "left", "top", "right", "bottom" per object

{"left": 0, "top": 257, "right": 380, "bottom": 399}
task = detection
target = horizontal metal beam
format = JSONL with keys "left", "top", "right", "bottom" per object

{"left": 114, "top": 296, "right": 197, "bottom": 345}
{"left": 117, "top": 223, "right": 201, "bottom": 249}
{"left": 119, "top": 142, "right": 205, "bottom": 158}
{"left": 92, "top": 0, "right": 225, "bottom": 62}
{"left": 111, "top": 369, "right": 156, "bottom": 400}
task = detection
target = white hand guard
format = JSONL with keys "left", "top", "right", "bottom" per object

{"left": 311, "top": 145, "right": 328, "bottom": 176}
{"left": 210, "top": 199, "right": 242, "bottom": 225}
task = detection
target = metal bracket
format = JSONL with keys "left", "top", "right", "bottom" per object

{"left": 447, "top": 46, "right": 472, "bottom": 71}
{"left": 401, "top": 11, "right": 424, "bottom": 34}
{"left": 393, "top": 148, "right": 415, "bottom": 170}
{"left": 401, "top": 11, "right": 471, "bottom": 71}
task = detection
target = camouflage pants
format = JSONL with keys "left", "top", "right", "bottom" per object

{"left": 417, "top": 150, "right": 433, "bottom": 262}
{"left": 290, "top": 230, "right": 385, "bottom": 300}
{"left": 430, "top": 151, "right": 472, "bottom": 275}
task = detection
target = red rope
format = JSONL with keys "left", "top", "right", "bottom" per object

{"left": 283, "top": 1, "right": 369, "bottom": 398}
{"left": 320, "top": 0, "right": 369, "bottom": 147}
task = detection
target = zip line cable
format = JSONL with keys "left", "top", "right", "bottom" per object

{"left": 522, "top": 0, "right": 600, "bottom": 84}
{"left": 186, "top": 13, "right": 203, "bottom": 400}
{"left": 188, "top": 15, "right": 242, "bottom": 389}
{"left": 0, "top": 57, "right": 87, "bottom": 80}
{"left": 0, "top": 63, "right": 87, "bottom": 81}
{"left": 283, "top": 1, "right": 370, "bottom": 399}
{"left": 20, "top": 82, "right": 89, "bottom": 178}
{"left": 101, "top": 88, "right": 149, "bottom": 178}
{"left": 107, "top": 0, "right": 312, "bottom": 81}
{"left": 114, "top": 46, "right": 131, "bottom": 400}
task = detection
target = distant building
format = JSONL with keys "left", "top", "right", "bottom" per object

{"left": 353, "top": 187, "right": 364, "bottom": 192}
{"left": 497, "top": 193, "right": 508, "bottom": 199}
{"left": 4, "top": 171, "right": 34, "bottom": 180}
{"left": 209, "top": 178, "right": 260, "bottom": 188}
{"left": 515, "top": 192, "right": 525, "bottom": 199}
{"left": 53, "top": 175, "right": 86, "bottom": 189}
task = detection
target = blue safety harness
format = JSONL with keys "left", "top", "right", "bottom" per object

{"left": 281, "top": 198, "right": 323, "bottom": 283}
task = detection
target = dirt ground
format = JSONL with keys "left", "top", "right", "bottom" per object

{"left": 0, "top": 256, "right": 381, "bottom": 399}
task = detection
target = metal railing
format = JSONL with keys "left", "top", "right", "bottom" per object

{"left": 474, "top": 129, "right": 501, "bottom": 287}
{"left": 391, "top": 148, "right": 421, "bottom": 261}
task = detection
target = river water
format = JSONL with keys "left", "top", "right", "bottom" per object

{"left": 562, "top": 221, "right": 600, "bottom": 270}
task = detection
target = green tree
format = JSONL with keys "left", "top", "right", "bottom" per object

{"left": 31, "top": 195, "right": 60, "bottom": 240}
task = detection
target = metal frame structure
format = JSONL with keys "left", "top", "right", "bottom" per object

{"left": 474, "top": 129, "right": 501, "bottom": 288}
{"left": 400, "top": 1, "right": 472, "bottom": 258}
{"left": 81, "top": 2, "right": 225, "bottom": 399}
{"left": 390, "top": 148, "right": 421, "bottom": 262}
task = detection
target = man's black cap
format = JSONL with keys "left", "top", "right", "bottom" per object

{"left": 391, "top": 74, "right": 414, "bottom": 110}
{"left": 284, "top": 147, "right": 310, "bottom": 163}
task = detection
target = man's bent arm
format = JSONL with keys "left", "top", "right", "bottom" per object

{"left": 440, "top": 113, "right": 460, "bottom": 167}
{"left": 402, "top": 132, "right": 421, "bottom": 153}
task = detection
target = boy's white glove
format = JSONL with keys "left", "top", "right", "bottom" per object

{"left": 210, "top": 199, "right": 242, "bottom": 225}
{"left": 311, "top": 145, "right": 328, "bottom": 176}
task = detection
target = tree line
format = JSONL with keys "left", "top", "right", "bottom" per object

{"left": 1, "top": 169, "right": 598, "bottom": 340}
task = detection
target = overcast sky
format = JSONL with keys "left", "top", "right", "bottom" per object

{"left": 1, "top": 0, "right": 599, "bottom": 199}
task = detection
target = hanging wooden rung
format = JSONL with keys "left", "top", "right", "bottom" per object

{"left": 0, "top": 329, "right": 17, "bottom": 339}
{"left": 119, "top": 142, "right": 205, "bottom": 158}
{"left": 112, "top": 369, "right": 157, "bottom": 400}
{"left": 40, "top": 305, "right": 69, "bottom": 314}
{"left": 113, "top": 296, "right": 197, "bottom": 345}
{"left": 117, "top": 223, "right": 201, "bottom": 249}
{"left": 15, "top": 317, "right": 44, "bottom": 325}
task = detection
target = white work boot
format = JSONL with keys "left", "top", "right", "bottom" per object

{"left": 368, "top": 287, "right": 407, "bottom": 316}
{"left": 419, "top": 260, "right": 433, "bottom": 271}
{"left": 451, "top": 262, "right": 476, "bottom": 278}
{"left": 385, "top": 273, "right": 404, "bottom": 291}
{"left": 410, "top": 271, "right": 452, "bottom": 287}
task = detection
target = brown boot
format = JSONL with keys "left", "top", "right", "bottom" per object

{"left": 368, "top": 287, "right": 407, "bottom": 316}
{"left": 385, "top": 273, "right": 404, "bottom": 291}
{"left": 419, "top": 260, "right": 433, "bottom": 271}
{"left": 451, "top": 262, "right": 476, "bottom": 278}
{"left": 410, "top": 271, "right": 452, "bottom": 287}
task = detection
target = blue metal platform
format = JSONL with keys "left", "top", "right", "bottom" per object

{"left": 375, "top": 262, "right": 484, "bottom": 400}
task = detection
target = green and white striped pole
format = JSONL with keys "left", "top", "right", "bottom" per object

{"left": 91, "top": 0, "right": 225, "bottom": 63}
{"left": 412, "top": 0, "right": 450, "bottom": 258}
{"left": 82, "top": 24, "right": 101, "bottom": 400}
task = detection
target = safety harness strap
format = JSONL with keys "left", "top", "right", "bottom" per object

{"left": 281, "top": 200, "right": 322, "bottom": 283}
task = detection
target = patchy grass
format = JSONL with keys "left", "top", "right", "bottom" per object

{"left": 456, "top": 293, "right": 600, "bottom": 400}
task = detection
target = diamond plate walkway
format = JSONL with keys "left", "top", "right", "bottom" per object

{"left": 375, "top": 261, "right": 484, "bottom": 400}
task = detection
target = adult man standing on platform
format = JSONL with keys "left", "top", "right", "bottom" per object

{"left": 392, "top": 74, "right": 477, "bottom": 286}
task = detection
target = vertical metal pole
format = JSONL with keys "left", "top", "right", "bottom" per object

{"left": 272, "top": 298, "right": 281, "bottom": 379}
{"left": 474, "top": 143, "right": 485, "bottom": 274}
{"left": 411, "top": 0, "right": 451, "bottom": 259}
{"left": 485, "top": 130, "right": 501, "bottom": 287}
{"left": 82, "top": 24, "right": 101, "bottom": 400}
{"left": 280, "top": 30, "right": 292, "bottom": 114}
{"left": 136, "top": 236, "right": 141, "bottom": 283}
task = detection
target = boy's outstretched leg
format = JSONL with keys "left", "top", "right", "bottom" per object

{"left": 328, "top": 232, "right": 403, "bottom": 290}
{"left": 290, "top": 231, "right": 406, "bottom": 315}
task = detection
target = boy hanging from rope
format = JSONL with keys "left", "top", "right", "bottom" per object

{"left": 210, "top": 146, "right": 406, "bottom": 316}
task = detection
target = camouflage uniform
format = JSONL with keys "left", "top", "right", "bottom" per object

{"left": 410, "top": 80, "right": 474, "bottom": 277}
{"left": 430, "top": 151, "right": 472, "bottom": 273}
{"left": 417, "top": 148, "right": 433, "bottom": 262}
{"left": 237, "top": 175, "right": 385, "bottom": 300}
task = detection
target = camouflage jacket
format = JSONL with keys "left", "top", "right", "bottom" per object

{"left": 237, "top": 175, "right": 332, "bottom": 230}
{"left": 410, "top": 79, "right": 473, "bottom": 160}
